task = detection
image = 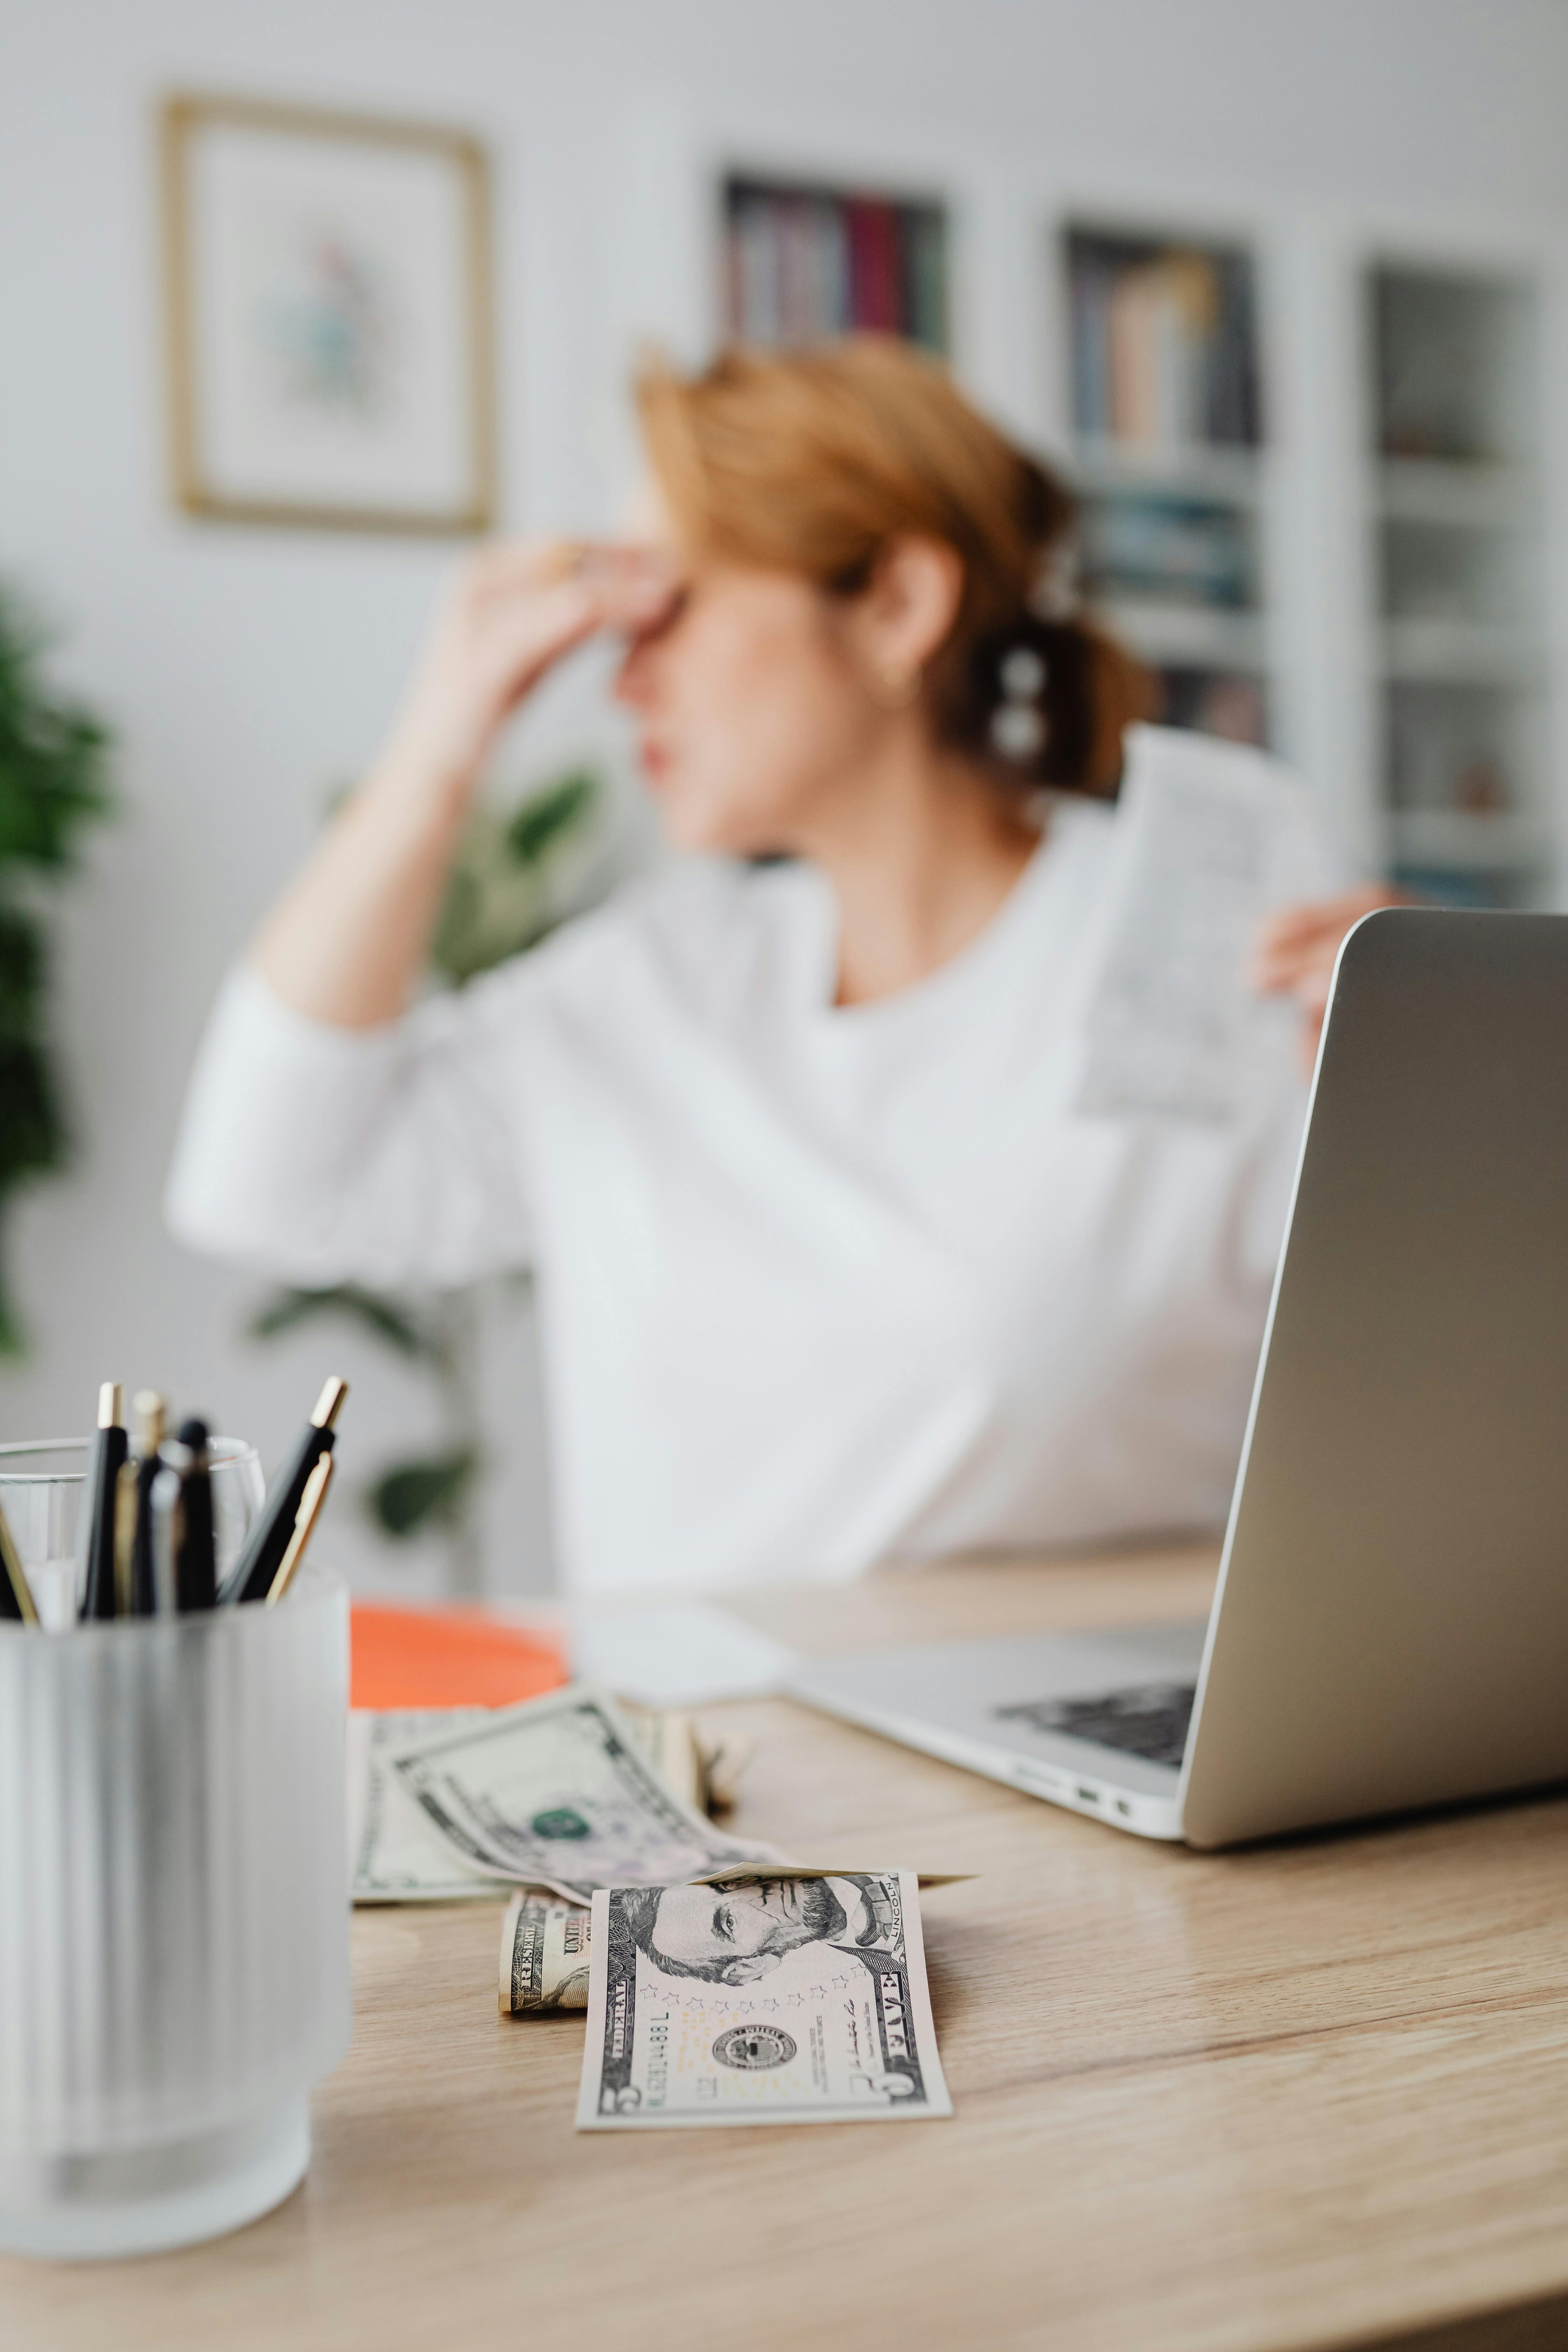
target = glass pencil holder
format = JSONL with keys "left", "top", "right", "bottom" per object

{"left": 0, "top": 1561, "right": 351, "bottom": 2260}
{"left": 0, "top": 1435, "right": 266, "bottom": 1631}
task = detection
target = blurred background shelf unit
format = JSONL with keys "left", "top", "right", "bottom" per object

{"left": 1059, "top": 221, "right": 1273, "bottom": 752}
{"left": 720, "top": 172, "right": 949, "bottom": 351}
{"left": 1367, "top": 259, "right": 1552, "bottom": 905}
{"left": 619, "top": 126, "right": 1566, "bottom": 902}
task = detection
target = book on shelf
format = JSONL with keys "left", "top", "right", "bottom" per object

{"left": 723, "top": 178, "right": 947, "bottom": 350}
{"left": 1079, "top": 493, "right": 1256, "bottom": 610}
{"left": 1069, "top": 231, "right": 1261, "bottom": 451}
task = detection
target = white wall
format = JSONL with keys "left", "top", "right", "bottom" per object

{"left": 2, "top": 0, "right": 1566, "bottom": 1597}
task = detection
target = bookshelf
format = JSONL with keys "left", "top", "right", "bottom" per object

{"left": 606, "top": 109, "right": 1566, "bottom": 907}
{"left": 720, "top": 175, "right": 948, "bottom": 351}
{"left": 1365, "top": 262, "right": 1550, "bottom": 905}
{"left": 1060, "top": 224, "right": 1272, "bottom": 750}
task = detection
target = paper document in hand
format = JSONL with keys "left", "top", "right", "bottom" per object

{"left": 390, "top": 1684, "right": 784, "bottom": 1904}
{"left": 576, "top": 1870, "right": 951, "bottom": 2128}
{"left": 1076, "top": 724, "right": 1326, "bottom": 1124}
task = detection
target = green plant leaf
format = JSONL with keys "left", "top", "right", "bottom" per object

{"left": 429, "top": 767, "right": 600, "bottom": 987}
{"left": 504, "top": 769, "right": 596, "bottom": 867}
{"left": 0, "top": 1035, "right": 63, "bottom": 1194}
{"left": 0, "top": 586, "right": 112, "bottom": 1358}
{"left": 0, "top": 597, "right": 111, "bottom": 872}
{"left": 0, "top": 1015, "right": 66, "bottom": 1356}
{"left": 0, "top": 908, "right": 44, "bottom": 1041}
{"left": 428, "top": 863, "right": 497, "bottom": 988}
{"left": 368, "top": 1448, "right": 479, "bottom": 1539}
{"left": 246, "top": 1283, "right": 435, "bottom": 1361}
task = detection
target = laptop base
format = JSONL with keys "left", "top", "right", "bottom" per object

{"left": 789, "top": 1622, "right": 1203, "bottom": 1842}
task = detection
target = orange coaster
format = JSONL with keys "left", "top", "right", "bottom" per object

{"left": 349, "top": 1600, "right": 568, "bottom": 1711}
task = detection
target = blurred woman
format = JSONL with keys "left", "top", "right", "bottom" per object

{"left": 167, "top": 339, "right": 1382, "bottom": 1591}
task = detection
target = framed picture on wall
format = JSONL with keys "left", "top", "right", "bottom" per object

{"left": 160, "top": 93, "right": 497, "bottom": 534}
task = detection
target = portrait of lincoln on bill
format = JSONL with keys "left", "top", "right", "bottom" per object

{"left": 614, "top": 1873, "right": 902, "bottom": 1987}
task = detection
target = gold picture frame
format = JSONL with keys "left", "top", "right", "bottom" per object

{"left": 161, "top": 91, "right": 497, "bottom": 534}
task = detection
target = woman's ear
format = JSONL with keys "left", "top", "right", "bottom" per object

{"left": 848, "top": 535, "right": 965, "bottom": 694}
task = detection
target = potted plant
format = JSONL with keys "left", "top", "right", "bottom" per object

{"left": 0, "top": 587, "right": 112, "bottom": 1348}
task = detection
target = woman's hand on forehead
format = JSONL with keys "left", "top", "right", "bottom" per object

{"left": 384, "top": 538, "right": 686, "bottom": 797}
{"left": 571, "top": 541, "right": 687, "bottom": 634}
{"left": 461, "top": 537, "right": 683, "bottom": 634}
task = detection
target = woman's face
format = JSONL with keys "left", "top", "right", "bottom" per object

{"left": 613, "top": 557, "right": 891, "bottom": 858}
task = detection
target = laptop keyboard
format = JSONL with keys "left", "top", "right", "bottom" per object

{"left": 992, "top": 1681, "right": 1197, "bottom": 1770}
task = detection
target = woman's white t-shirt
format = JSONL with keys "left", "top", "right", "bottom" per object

{"left": 166, "top": 779, "right": 1306, "bottom": 1592}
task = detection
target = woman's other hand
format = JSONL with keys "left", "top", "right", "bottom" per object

{"left": 382, "top": 539, "right": 681, "bottom": 805}
{"left": 1252, "top": 885, "right": 1413, "bottom": 1068}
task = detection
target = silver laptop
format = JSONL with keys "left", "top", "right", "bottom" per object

{"left": 791, "top": 909, "right": 1568, "bottom": 1847}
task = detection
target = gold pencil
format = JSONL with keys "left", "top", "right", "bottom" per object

{"left": 0, "top": 1494, "right": 39, "bottom": 1626}
{"left": 113, "top": 1460, "right": 140, "bottom": 1618}
{"left": 265, "top": 1452, "right": 335, "bottom": 1608}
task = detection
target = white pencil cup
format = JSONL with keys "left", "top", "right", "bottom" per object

{"left": 0, "top": 1563, "right": 351, "bottom": 2259}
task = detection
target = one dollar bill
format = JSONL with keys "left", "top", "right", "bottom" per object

{"left": 350, "top": 1710, "right": 497, "bottom": 1903}
{"left": 352, "top": 1702, "right": 719, "bottom": 1903}
{"left": 575, "top": 1870, "right": 952, "bottom": 2127}
{"left": 388, "top": 1684, "right": 783, "bottom": 1905}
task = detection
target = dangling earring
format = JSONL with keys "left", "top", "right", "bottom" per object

{"left": 990, "top": 645, "right": 1049, "bottom": 762}
{"left": 871, "top": 662, "right": 922, "bottom": 711}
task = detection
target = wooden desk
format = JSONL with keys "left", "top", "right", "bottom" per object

{"left": 8, "top": 1546, "right": 1568, "bottom": 2352}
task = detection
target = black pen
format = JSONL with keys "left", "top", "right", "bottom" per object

{"left": 221, "top": 1376, "right": 349, "bottom": 1605}
{"left": 79, "top": 1381, "right": 127, "bottom": 1622}
{"left": 0, "top": 1494, "right": 37, "bottom": 1625}
{"left": 168, "top": 1419, "right": 217, "bottom": 1612}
